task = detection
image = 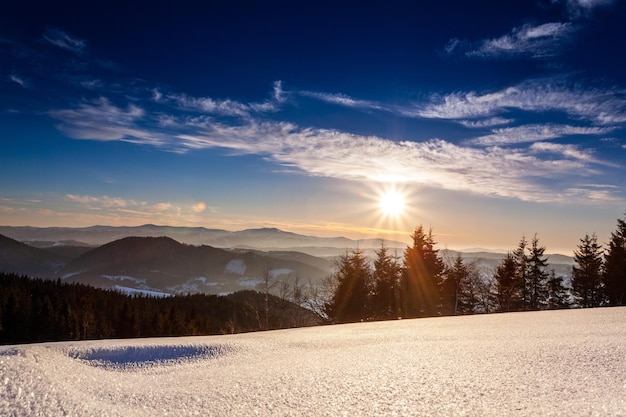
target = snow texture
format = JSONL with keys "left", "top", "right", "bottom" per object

{"left": 113, "top": 285, "right": 171, "bottom": 298}
{"left": 1, "top": 308, "right": 625, "bottom": 416}
{"left": 224, "top": 259, "right": 246, "bottom": 275}
{"left": 270, "top": 268, "right": 294, "bottom": 278}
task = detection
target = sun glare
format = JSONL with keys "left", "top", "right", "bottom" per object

{"left": 379, "top": 189, "right": 406, "bottom": 217}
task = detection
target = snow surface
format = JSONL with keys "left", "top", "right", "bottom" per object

{"left": 224, "top": 259, "right": 246, "bottom": 275}
{"left": 270, "top": 268, "right": 294, "bottom": 278}
{"left": 2, "top": 308, "right": 625, "bottom": 416}
{"left": 113, "top": 285, "right": 171, "bottom": 298}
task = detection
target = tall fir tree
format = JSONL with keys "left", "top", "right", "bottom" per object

{"left": 441, "top": 254, "right": 471, "bottom": 315}
{"left": 372, "top": 241, "right": 402, "bottom": 319}
{"left": 546, "top": 270, "right": 570, "bottom": 310}
{"left": 527, "top": 235, "right": 549, "bottom": 310}
{"left": 325, "top": 248, "right": 372, "bottom": 323}
{"left": 401, "top": 226, "right": 445, "bottom": 317}
{"left": 512, "top": 237, "right": 530, "bottom": 310}
{"left": 571, "top": 233, "right": 605, "bottom": 307}
{"left": 493, "top": 253, "right": 519, "bottom": 312}
{"left": 603, "top": 213, "right": 626, "bottom": 306}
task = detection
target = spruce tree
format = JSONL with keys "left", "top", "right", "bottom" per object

{"left": 372, "top": 241, "right": 402, "bottom": 319}
{"left": 512, "top": 236, "right": 529, "bottom": 310}
{"left": 527, "top": 235, "right": 549, "bottom": 310}
{"left": 603, "top": 213, "right": 626, "bottom": 306}
{"left": 494, "top": 253, "right": 519, "bottom": 312}
{"left": 571, "top": 233, "right": 604, "bottom": 307}
{"left": 401, "top": 226, "right": 445, "bottom": 317}
{"left": 325, "top": 248, "right": 372, "bottom": 323}
{"left": 547, "top": 270, "right": 570, "bottom": 310}
{"left": 442, "top": 254, "right": 468, "bottom": 315}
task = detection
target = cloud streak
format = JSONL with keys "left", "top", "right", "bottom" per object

{"left": 457, "top": 22, "right": 577, "bottom": 59}
{"left": 42, "top": 28, "right": 86, "bottom": 54}
{"left": 469, "top": 124, "right": 613, "bottom": 146}
{"left": 414, "top": 80, "right": 626, "bottom": 125}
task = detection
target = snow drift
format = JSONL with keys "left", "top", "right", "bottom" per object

{"left": 1, "top": 308, "right": 625, "bottom": 416}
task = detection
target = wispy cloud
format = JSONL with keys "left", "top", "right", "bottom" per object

{"left": 299, "top": 91, "right": 385, "bottom": 111}
{"left": 530, "top": 142, "right": 594, "bottom": 161}
{"left": 461, "top": 22, "right": 576, "bottom": 59}
{"left": 157, "top": 80, "right": 286, "bottom": 117}
{"left": 64, "top": 194, "right": 211, "bottom": 216}
{"left": 65, "top": 194, "right": 132, "bottom": 209}
{"left": 458, "top": 117, "right": 514, "bottom": 128}
{"left": 415, "top": 80, "right": 626, "bottom": 125}
{"left": 42, "top": 28, "right": 86, "bottom": 54}
{"left": 469, "top": 124, "right": 613, "bottom": 146}
{"left": 48, "top": 98, "right": 170, "bottom": 147}
{"left": 47, "top": 82, "right": 623, "bottom": 204}
{"left": 9, "top": 74, "right": 27, "bottom": 88}
{"left": 562, "top": 0, "right": 615, "bottom": 18}
{"left": 170, "top": 120, "right": 611, "bottom": 203}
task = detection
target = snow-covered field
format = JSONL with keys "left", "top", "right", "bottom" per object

{"left": 2, "top": 308, "right": 625, "bottom": 416}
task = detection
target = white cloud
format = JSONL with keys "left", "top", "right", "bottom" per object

{"left": 49, "top": 85, "right": 623, "bottom": 204}
{"left": 415, "top": 80, "right": 626, "bottom": 125}
{"left": 469, "top": 124, "right": 613, "bottom": 146}
{"left": 64, "top": 194, "right": 204, "bottom": 217}
{"left": 9, "top": 74, "right": 27, "bottom": 88}
{"left": 458, "top": 117, "right": 514, "bottom": 128}
{"left": 42, "top": 28, "right": 86, "bottom": 54}
{"left": 160, "top": 81, "right": 285, "bottom": 117}
{"left": 299, "top": 91, "right": 384, "bottom": 111}
{"left": 450, "top": 22, "right": 576, "bottom": 59}
{"left": 529, "top": 142, "right": 594, "bottom": 161}
{"left": 273, "top": 80, "right": 286, "bottom": 103}
{"left": 173, "top": 120, "right": 607, "bottom": 203}
{"left": 49, "top": 98, "right": 170, "bottom": 147}
{"left": 561, "top": 0, "right": 615, "bottom": 18}
{"left": 191, "top": 202, "right": 206, "bottom": 213}
{"left": 65, "top": 194, "right": 131, "bottom": 208}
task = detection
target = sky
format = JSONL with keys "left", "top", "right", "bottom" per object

{"left": 1, "top": 0, "right": 626, "bottom": 254}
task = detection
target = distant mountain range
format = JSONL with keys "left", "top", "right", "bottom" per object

{"left": 0, "top": 225, "right": 576, "bottom": 296}
{"left": 0, "top": 224, "right": 406, "bottom": 257}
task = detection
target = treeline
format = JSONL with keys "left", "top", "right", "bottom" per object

{"left": 0, "top": 273, "right": 319, "bottom": 345}
{"left": 325, "top": 213, "right": 626, "bottom": 323}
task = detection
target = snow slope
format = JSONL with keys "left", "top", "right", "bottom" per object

{"left": 2, "top": 308, "right": 625, "bottom": 416}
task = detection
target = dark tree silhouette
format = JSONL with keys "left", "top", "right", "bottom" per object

{"left": 547, "top": 271, "right": 570, "bottom": 310}
{"left": 571, "top": 233, "right": 605, "bottom": 307}
{"left": 494, "top": 253, "right": 519, "bottom": 312}
{"left": 401, "top": 226, "right": 445, "bottom": 317}
{"left": 603, "top": 213, "right": 626, "bottom": 306}
{"left": 527, "top": 235, "right": 549, "bottom": 310}
{"left": 372, "top": 241, "right": 402, "bottom": 319}
{"left": 325, "top": 249, "right": 372, "bottom": 323}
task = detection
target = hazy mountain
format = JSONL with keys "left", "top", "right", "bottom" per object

{"left": 0, "top": 225, "right": 405, "bottom": 256}
{"left": 58, "top": 236, "right": 332, "bottom": 296}
{"left": 0, "top": 234, "right": 67, "bottom": 278}
{"left": 0, "top": 226, "right": 576, "bottom": 297}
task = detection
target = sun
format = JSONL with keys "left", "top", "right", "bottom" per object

{"left": 379, "top": 189, "right": 406, "bottom": 217}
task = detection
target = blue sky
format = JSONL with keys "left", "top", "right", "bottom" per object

{"left": 1, "top": 0, "right": 625, "bottom": 253}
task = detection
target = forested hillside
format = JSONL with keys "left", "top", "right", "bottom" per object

{"left": 0, "top": 272, "right": 320, "bottom": 345}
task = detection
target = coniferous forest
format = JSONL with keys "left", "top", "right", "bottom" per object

{"left": 324, "top": 213, "right": 626, "bottom": 323}
{"left": 0, "top": 273, "right": 319, "bottom": 345}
